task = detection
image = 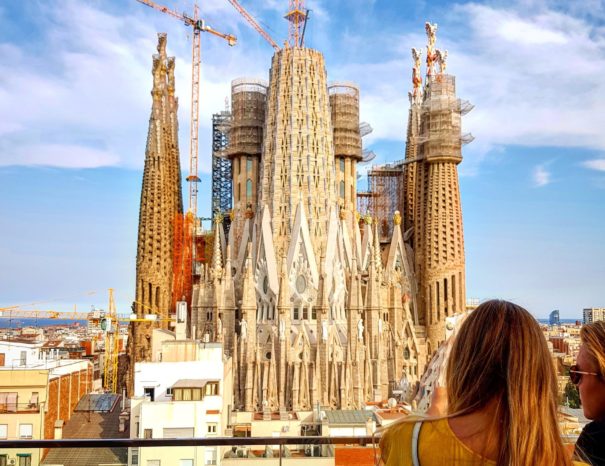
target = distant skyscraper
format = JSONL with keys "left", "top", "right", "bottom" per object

{"left": 549, "top": 309, "right": 560, "bottom": 326}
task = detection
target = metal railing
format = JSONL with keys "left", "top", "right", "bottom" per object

{"left": 0, "top": 435, "right": 378, "bottom": 449}
{"left": 0, "top": 436, "right": 380, "bottom": 450}
{"left": 0, "top": 436, "right": 381, "bottom": 466}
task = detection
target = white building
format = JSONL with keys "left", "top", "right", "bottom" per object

{"left": 129, "top": 339, "right": 233, "bottom": 466}
{"left": 583, "top": 308, "right": 605, "bottom": 324}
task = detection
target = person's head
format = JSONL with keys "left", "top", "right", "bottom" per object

{"left": 576, "top": 321, "right": 605, "bottom": 420}
{"left": 446, "top": 300, "right": 569, "bottom": 465}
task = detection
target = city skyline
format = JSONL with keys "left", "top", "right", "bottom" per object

{"left": 1, "top": 0, "right": 604, "bottom": 319}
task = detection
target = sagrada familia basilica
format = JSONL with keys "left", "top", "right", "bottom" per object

{"left": 130, "top": 13, "right": 471, "bottom": 413}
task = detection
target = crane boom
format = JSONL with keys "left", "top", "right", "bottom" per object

{"left": 226, "top": 0, "right": 280, "bottom": 51}
{"left": 136, "top": 0, "right": 193, "bottom": 25}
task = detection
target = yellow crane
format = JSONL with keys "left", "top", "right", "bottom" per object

{"left": 103, "top": 289, "right": 120, "bottom": 393}
{"left": 1, "top": 290, "right": 174, "bottom": 394}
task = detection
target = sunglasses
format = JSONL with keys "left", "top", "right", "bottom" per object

{"left": 569, "top": 365, "right": 599, "bottom": 385}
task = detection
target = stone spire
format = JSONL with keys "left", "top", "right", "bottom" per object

{"left": 129, "top": 33, "right": 183, "bottom": 390}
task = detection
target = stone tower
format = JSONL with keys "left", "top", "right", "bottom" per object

{"left": 259, "top": 46, "right": 337, "bottom": 260}
{"left": 227, "top": 78, "right": 268, "bottom": 263}
{"left": 329, "top": 82, "right": 362, "bottom": 230}
{"left": 412, "top": 24, "right": 468, "bottom": 354}
{"left": 131, "top": 33, "right": 183, "bottom": 365}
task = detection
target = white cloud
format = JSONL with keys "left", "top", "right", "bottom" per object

{"left": 582, "top": 158, "right": 605, "bottom": 171}
{"left": 0, "top": 143, "right": 120, "bottom": 169}
{"left": 5, "top": 0, "right": 605, "bottom": 176}
{"left": 533, "top": 164, "right": 552, "bottom": 186}
{"left": 331, "top": 2, "right": 605, "bottom": 173}
{"left": 0, "top": 0, "right": 269, "bottom": 170}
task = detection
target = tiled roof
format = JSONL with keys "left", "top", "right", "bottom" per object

{"left": 325, "top": 410, "right": 375, "bottom": 425}
{"left": 42, "top": 395, "right": 129, "bottom": 466}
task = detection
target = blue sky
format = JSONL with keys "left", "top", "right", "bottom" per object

{"left": 1, "top": 0, "right": 604, "bottom": 319}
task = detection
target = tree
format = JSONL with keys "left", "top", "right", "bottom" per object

{"left": 564, "top": 381, "right": 581, "bottom": 409}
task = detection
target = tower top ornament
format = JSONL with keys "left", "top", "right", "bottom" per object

{"left": 425, "top": 22, "right": 438, "bottom": 77}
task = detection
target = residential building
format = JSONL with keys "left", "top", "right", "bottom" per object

{"left": 583, "top": 307, "right": 605, "bottom": 324}
{"left": 129, "top": 338, "right": 233, "bottom": 466}
{"left": 0, "top": 340, "right": 92, "bottom": 466}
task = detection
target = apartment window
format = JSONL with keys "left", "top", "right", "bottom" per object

{"left": 131, "top": 448, "right": 139, "bottom": 465}
{"left": 339, "top": 181, "right": 345, "bottom": 198}
{"left": 179, "top": 461, "right": 193, "bottom": 466}
{"left": 292, "top": 307, "right": 299, "bottom": 320}
{"left": 246, "top": 179, "right": 252, "bottom": 198}
{"left": 147, "top": 461, "right": 160, "bottom": 466}
{"left": 19, "top": 424, "right": 33, "bottom": 439}
{"left": 20, "top": 351, "right": 26, "bottom": 366}
{"left": 246, "top": 157, "right": 253, "bottom": 172}
{"left": 207, "top": 423, "right": 217, "bottom": 435}
{"left": 0, "top": 424, "right": 7, "bottom": 439}
{"left": 339, "top": 158, "right": 345, "bottom": 172}
{"left": 144, "top": 429, "right": 153, "bottom": 439}
{"left": 205, "top": 382, "right": 219, "bottom": 396}
{"left": 143, "top": 387, "right": 155, "bottom": 402}
{"left": 205, "top": 448, "right": 217, "bottom": 466}
{"left": 0, "top": 454, "right": 6, "bottom": 466}
{"left": 18, "top": 455, "right": 31, "bottom": 466}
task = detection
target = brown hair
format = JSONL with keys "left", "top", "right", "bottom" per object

{"left": 580, "top": 320, "right": 605, "bottom": 376}
{"left": 445, "top": 299, "right": 572, "bottom": 465}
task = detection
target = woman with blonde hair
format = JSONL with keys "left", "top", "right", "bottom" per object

{"left": 573, "top": 320, "right": 605, "bottom": 465}
{"left": 380, "top": 299, "right": 586, "bottom": 465}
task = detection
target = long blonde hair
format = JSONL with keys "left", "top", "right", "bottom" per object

{"left": 445, "top": 300, "right": 572, "bottom": 465}
{"left": 581, "top": 320, "right": 605, "bottom": 376}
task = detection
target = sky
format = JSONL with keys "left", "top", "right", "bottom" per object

{"left": 1, "top": 0, "right": 604, "bottom": 319}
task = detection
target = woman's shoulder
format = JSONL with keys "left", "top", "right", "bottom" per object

{"left": 380, "top": 418, "right": 424, "bottom": 466}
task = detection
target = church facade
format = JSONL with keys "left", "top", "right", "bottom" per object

{"left": 191, "top": 23, "right": 471, "bottom": 412}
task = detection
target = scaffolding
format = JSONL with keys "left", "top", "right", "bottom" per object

{"left": 172, "top": 212, "right": 193, "bottom": 309}
{"left": 211, "top": 111, "right": 232, "bottom": 232}
{"left": 329, "top": 82, "right": 361, "bottom": 159}
{"left": 357, "top": 191, "right": 375, "bottom": 217}
{"left": 227, "top": 78, "right": 268, "bottom": 158}
{"left": 367, "top": 164, "right": 405, "bottom": 241}
{"left": 417, "top": 75, "right": 474, "bottom": 161}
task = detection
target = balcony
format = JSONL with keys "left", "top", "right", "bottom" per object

{"left": 0, "top": 402, "right": 40, "bottom": 414}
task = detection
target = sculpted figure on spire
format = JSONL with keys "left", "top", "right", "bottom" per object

{"left": 425, "top": 22, "right": 438, "bottom": 77}
{"left": 412, "top": 48, "right": 423, "bottom": 98}
{"left": 436, "top": 49, "right": 448, "bottom": 75}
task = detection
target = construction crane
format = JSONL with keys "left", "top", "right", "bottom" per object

{"left": 285, "top": 0, "right": 309, "bottom": 47}
{"left": 135, "top": 0, "right": 236, "bottom": 222}
{"left": 0, "top": 309, "right": 92, "bottom": 320}
{"left": 0, "top": 308, "right": 173, "bottom": 323}
{"left": 103, "top": 289, "right": 120, "bottom": 393}
{"left": 225, "top": 0, "right": 280, "bottom": 51}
